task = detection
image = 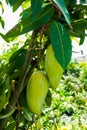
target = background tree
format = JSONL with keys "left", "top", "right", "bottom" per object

{"left": 0, "top": 0, "right": 87, "bottom": 129}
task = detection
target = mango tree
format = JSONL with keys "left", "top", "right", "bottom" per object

{"left": 0, "top": 0, "right": 87, "bottom": 129}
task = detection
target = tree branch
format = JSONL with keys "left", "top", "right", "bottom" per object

{"left": 0, "top": 31, "right": 38, "bottom": 129}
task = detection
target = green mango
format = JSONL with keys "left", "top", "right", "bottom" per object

{"left": 26, "top": 71, "right": 49, "bottom": 115}
{"left": 45, "top": 44, "right": 63, "bottom": 89}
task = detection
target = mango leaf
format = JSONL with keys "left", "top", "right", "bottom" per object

{"left": 0, "top": 1, "right": 4, "bottom": 13}
{"left": 13, "top": 0, "right": 25, "bottom": 12}
{"left": 4, "top": 121, "right": 16, "bottom": 130}
{"left": 19, "top": 92, "right": 32, "bottom": 121}
{"left": 71, "top": 28, "right": 85, "bottom": 45}
{"left": 2, "top": 4, "right": 54, "bottom": 42}
{"left": 31, "top": 0, "right": 43, "bottom": 16}
{"left": 45, "top": 89, "right": 52, "bottom": 106}
{"left": 69, "top": 29, "right": 85, "bottom": 45}
{"left": 75, "top": 4, "right": 87, "bottom": 11}
{"left": 80, "top": 30, "right": 85, "bottom": 45}
{"left": 65, "top": 0, "right": 76, "bottom": 7}
{"left": 22, "top": 0, "right": 30, "bottom": 9}
{"left": 8, "top": 49, "right": 27, "bottom": 74}
{"left": 50, "top": 21, "right": 72, "bottom": 70}
{"left": 0, "top": 16, "right": 5, "bottom": 29}
{"left": 72, "top": 18, "right": 87, "bottom": 30}
{"left": 20, "top": 8, "right": 32, "bottom": 20}
{"left": 72, "top": 18, "right": 87, "bottom": 45}
{"left": 68, "top": 19, "right": 87, "bottom": 33}
{"left": 53, "top": 0, "right": 71, "bottom": 26}
{"left": 8, "top": 0, "right": 17, "bottom": 6}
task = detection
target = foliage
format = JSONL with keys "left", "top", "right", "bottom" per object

{"left": 0, "top": 0, "right": 87, "bottom": 129}
{"left": 0, "top": 1, "right": 4, "bottom": 28}
{"left": 28, "top": 61, "right": 87, "bottom": 130}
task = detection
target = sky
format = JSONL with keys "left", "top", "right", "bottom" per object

{"left": 0, "top": 1, "right": 21, "bottom": 34}
{"left": 72, "top": 36, "right": 87, "bottom": 58}
{"left": 0, "top": 1, "right": 87, "bottom": 58}
{"left": 0, "top": 1, "right": 22, "bottom": 54}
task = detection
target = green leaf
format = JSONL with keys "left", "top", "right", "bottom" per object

{"left": 13, "top": 0, "right": 25, "bottom": 12}
{"left": 45, "top": 89, "right": 52, "bottom": 106}
{"left": 20, "top": 8, "right": 32, "bottom": 20}
{"left": 53, "top": 0, "right": 71, "bottom": 26}
{"left": 0, "top": 93, "right": 7, "bottom": 112}
{"left": 22, "top": 0, "right": 30, "bottom": 9}
{"left": 0, "top": 16, "right": 5, "bottom": 29}
{"left": 19, "top": 92, "right": 32, "bottom": 121}
{"left": 73, "top": 29, "right": 85, "bottom": 45}
{"left": 3, "top": 4, "right": 54, "bottom": 42}
{"left": 72, "top": 18, "right": 87, "bottom": 30}
{"left": 65, "top": 0, "right": 76, "bottom": 7}
{"left": 50, "top": 21, "right": 72, "bottom": 70}
{"left": 69, "top": 19, "right": 87, "bottom": 36}
{"left": 75, "top": 4, "right": 87, "bottom": 11}
{"left": 0, "top": 76, "right": 11, "bottom": 111}
{"left": 31, "top": 0, "right": 43, "bottom": 16}
{"left": 4, "top": 121, "right": 16, "bottom": 130}
{"left": 30, "top": 4, "right": 54, "bottom": 30}
{"left": 72, "top": 18, "right": 87, "bottom": 44}
{"left": 0, "top": 1, "right": 4, "bottom": 13}
{"left": 8, "top": 49, "right": 27, "bottom": 74}
{"left": 69, "top": 30, "right": 80, "bottom": 37}
{"left": 69, "top": 29, "right": 85, "bottom": 45}
{"left": 80, "top": 30, "right": 85, "bottom": 45}
{"left": 8, "top": 0, "right": 17, "bottom": 6}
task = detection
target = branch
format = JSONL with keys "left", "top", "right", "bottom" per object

{"left": 0, "top": 31, "right": 38, "bottom": 129}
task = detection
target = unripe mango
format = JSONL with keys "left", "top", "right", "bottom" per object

{"left": 26, "top": 71, "right": 49, "bottom": 115}
{"left": 45, "top": 44, "right": 63, "bottom": 89}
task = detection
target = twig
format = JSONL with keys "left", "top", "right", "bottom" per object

{"left": 0, "top": 30, "right": 38, "bottom": 129}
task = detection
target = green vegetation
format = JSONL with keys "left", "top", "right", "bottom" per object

{"left": 0, "top": 0, "right": 87, "bottom": 129}
{"left": 27, "top": 60, "right": 87, "bottom": 130}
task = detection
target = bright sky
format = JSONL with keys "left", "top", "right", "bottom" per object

{"left": 0, "top": 1, "right": 87, "bottom": 58}
{"left": 72, "top": 36, "right": 87, "bottom": 58}
{"left": 0, "top": 1, "right": 22, "bottom": 54}
{"left": 0, "top": 1, "right": 21, "bottom": 34}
